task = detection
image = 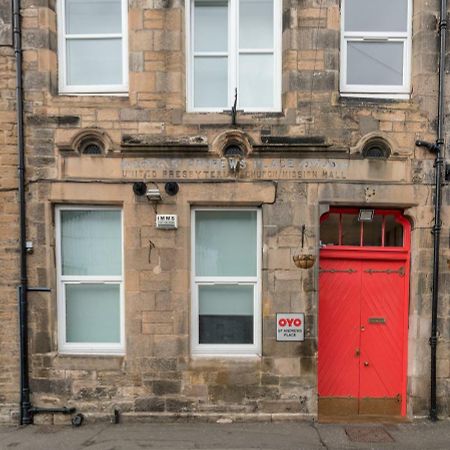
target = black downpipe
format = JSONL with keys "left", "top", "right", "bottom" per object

{"left": 429, "top": 0, "right": 447, "bottom": 422}
{"left": 13, "top": 0, "right": 76, "bottom": 425}
{"left": 13, "top": 0, "right": 32, "bottom": 426}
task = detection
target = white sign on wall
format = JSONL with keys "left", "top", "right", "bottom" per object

{"left": 156, "top": 214, "right": 178, "bottom": 229}
{"left": 276, "top": 313, "right": 305, "bottom": 342}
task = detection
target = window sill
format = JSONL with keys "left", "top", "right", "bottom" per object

{"left": 58, "top": 92, "right": 129, "bottom": 98}
{"left": 190, "top": 354, "right": 261, "bottom": 360}
{"left": 58, "top": 351, "right": 125, "bottom": 357}
{"left": 339, "top": 92, "right": 410, "bottom": 101}
{"left": 58, "top": 346, "right": 125, "bottom": 356}
{"left": 183, "top": 111, "right": 285, "bottom": 126}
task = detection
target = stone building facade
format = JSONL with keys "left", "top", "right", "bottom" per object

{"left": 0, "top": 0, "right": 449, "bottom": 424}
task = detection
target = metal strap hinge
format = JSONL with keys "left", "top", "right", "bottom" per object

{"left": 364, "top": 266, "right": 405, "bottom": 277}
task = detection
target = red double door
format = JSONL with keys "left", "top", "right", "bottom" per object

{"left": 318, "top": 255, "right": 409, "bottom": 419}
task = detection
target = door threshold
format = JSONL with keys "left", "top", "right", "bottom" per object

{"left": 318, "top": 414, "right": 410, "bottom": 424}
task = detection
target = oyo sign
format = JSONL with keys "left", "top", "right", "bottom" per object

{"left": 276, "top": 313, "right": 305, "bottom": 342}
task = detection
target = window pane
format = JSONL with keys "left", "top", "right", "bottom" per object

{"left": 195, "top": 210, "right": 257, "bottom": 276}
{"left": 66, "top": 39, "right": 122, "bottom": 86}
{"left": 320, "top": 213, "right": 340, "bottom": 246}
{"left": 194, "top": 57, "right": 228, "bottom": 108}
{"left": 345, "top": 0, "right": 408, "bottom": 32}
{"left": 199, "top": 285, "right": 253, "bottom": 344}
{"left": 385, "top": 215, "right": 404, "bottom": 247}
{"left": 347, "top": 41, "right": 404, "bottom": 86}
{"left": 194, "top": 0, "right": 228, "bottom": 52}
{"left": 363, "top": 214, "right": 383, "bottom": 246}
{"left": 61, "top": 210, "right": 121, "bottom": 276}
{"left": 66, "top": 0, "right": 122, "bottom": 35}
{"left": 65, "top": 284, "right": 120, "bottom": 343}
{"left": 341, "top": 214, "right": 361, "bottom": 246}
{"left": 239, "top": 0, "right": 273, "bottom": 49}
{"left": 239, "top": 54, "right": 273, "bottom": 108}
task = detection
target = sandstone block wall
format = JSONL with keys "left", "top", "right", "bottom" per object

{"left": 0, "top": 0, "right": 449, "bottom": 423}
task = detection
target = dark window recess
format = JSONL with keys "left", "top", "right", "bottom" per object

{"left": 223, "top": 144, "right": 244, "bottom": 158}
{"left": 82, "top": 143, "right": 103, "bottom": 155}
{"left": 199, "top": 315, "right": 253, "bottom": 344}
{"left": 384, "top": 215, "right": 403, "bottom": 247}
{"left": 362, "top": 138, "right": 391, "bottom": 159}
{"left": 320, "top": 213, "right": 340, "bottom": 246}
{"left": 363, "top": 214, "right": 383, "bottom": 246}
{"left": 341, "top": 214, "right": 361, "bottom": 246}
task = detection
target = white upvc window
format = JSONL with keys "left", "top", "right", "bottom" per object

{"left": 340, "top": 0, "right": 412, "bottom": 98}
{"left": 56, "top": 206, "right": 124, "bottom": 355}
{"left": 191, "top": 208, "right": 262, "bottom": 356}
{"left": 57, "top": 0, "right": 128, "bottom": 94}
{"left": 187, "top": 0, "right": 282, "bottom": 112}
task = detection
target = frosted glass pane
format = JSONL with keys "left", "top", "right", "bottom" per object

{"left": 239, "top": 54, "right": 273, "bottom": 108}
{"left": 61, "top": 210, "right": 121, "bottom": 276}
{"left": 194, "top": 57, "right": 228, "bottom": 108}
{"left": 195, "top": 210, "right": 257, "bottom": 276}
{"left": 239, "top": 0, "right": 273, "bottom": 49}
{"left": 65, "top": 284, "right": 120, "bottom": 343}
{"left": 66, "top": 0, "right": 122, "bottom": 35}
{"left": 199, "top": 285, "right": 253, "bottom": 344}
{"left": 347, "top": 42, "right": 403, "bottom": 86}
{"left": 66, "top": 39, "right": 123, "bottom": 86}
{"left": 199, "top": 285, "right": 254, "bottom": 315}
{"left": 194, "top": 1, "right": 228, "bottom": 52}
{"left": 345, "top": 0, "right": 408, "bottom": 32}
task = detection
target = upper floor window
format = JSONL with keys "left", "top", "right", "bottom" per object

{"left": 340, "top": 0, "right": 411, "bottom": 98}
{"left": 57, "top": 0, "right": 128, "bottom": 94}
{"left": 187, "top": 0, "right": 281, "bottom": 112}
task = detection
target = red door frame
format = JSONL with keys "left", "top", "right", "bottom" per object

{"left": 319, "top": 208, "right": 411, "bottom": 416}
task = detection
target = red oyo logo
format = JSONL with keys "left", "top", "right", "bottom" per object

{"left": 278, "top": 317, "right": 302, "bottom": 327}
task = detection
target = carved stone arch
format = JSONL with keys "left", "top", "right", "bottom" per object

{"left": 58, "top": 128, "right": 115, "bottom": 156}
{"left": 351, "top": 133, "right": 396, "bottom": 159}
{"left": 210, "top": 130, "right": 254, "bottom": 157}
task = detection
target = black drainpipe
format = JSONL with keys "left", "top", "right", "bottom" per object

{"left": 429, "top": 0, "right": 447, "bottom": 422}
{"left": 13, "top": 0, "right": 75, "bottom": 425}
{"left": 416, "top": 0, "right": 447, "bottom": 422}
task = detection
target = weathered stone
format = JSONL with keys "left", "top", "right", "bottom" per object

{"left": 152, "top": 380, "right": 181, "bottom": 396}
{"left": 135, "top": 397, "right": 165, "bottom": 412}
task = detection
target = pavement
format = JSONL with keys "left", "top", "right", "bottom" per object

{"left": 1, "top": 420, "right": 450, "bottom": 450}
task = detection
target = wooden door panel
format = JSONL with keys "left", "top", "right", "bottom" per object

{"left": 359, "top": 260, "right": 406, "bottom": 400}
{"left": 318, "top": 259, "right": 361, "bottom": 398}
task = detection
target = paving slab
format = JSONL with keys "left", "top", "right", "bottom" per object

{"left": 0, "top": 420, "right": 450, "bottom": 450}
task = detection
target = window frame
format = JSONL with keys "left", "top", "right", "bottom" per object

{"left": 55, "top": 205, "right": 125, "bottom": 355}
{"left": 57, "top": 0, "right": 129, "bottom": 95}
{"left": 186, "top": 0, "right": 282, "bottom": 113}
{"left": 340, "top": 0, "right": 412, "bottom": 98}
{"left": 191, "top": 207, "right": 262, "bottom": 356}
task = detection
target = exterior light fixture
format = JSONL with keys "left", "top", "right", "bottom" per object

{"left": 358, "top": 209, "right": 374, "bottom": 222}
{"left": 146, "top": 188, "right": 162, "bottom": 202}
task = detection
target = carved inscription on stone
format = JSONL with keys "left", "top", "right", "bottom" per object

{"left": 121, "top": 158, "right": 348, "bottom": 181}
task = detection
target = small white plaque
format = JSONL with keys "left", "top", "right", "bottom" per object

{"left": 156, "top": 214, "right": 178, "bottom": 229}
{"left": 276, "top": 313, "right": 305, "bottom": 342}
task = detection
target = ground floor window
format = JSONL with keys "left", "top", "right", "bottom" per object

{"left": 191, "top": 208, "right": 261, "bottom": 355}
{"left": 56, "top": 206, "right": 124, "bottom": 354}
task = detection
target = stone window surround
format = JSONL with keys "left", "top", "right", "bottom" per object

{"left": 339, "top": 0, "right": 412, "bottom": 99}
{"left": 57, "top": 0, "right": 129, "bottom": 94}
{"left": 55, "top": 205, "right": 125, "bottom": 355}
{"left": 185, "top": 0, "right": 282, "bottom": 113}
